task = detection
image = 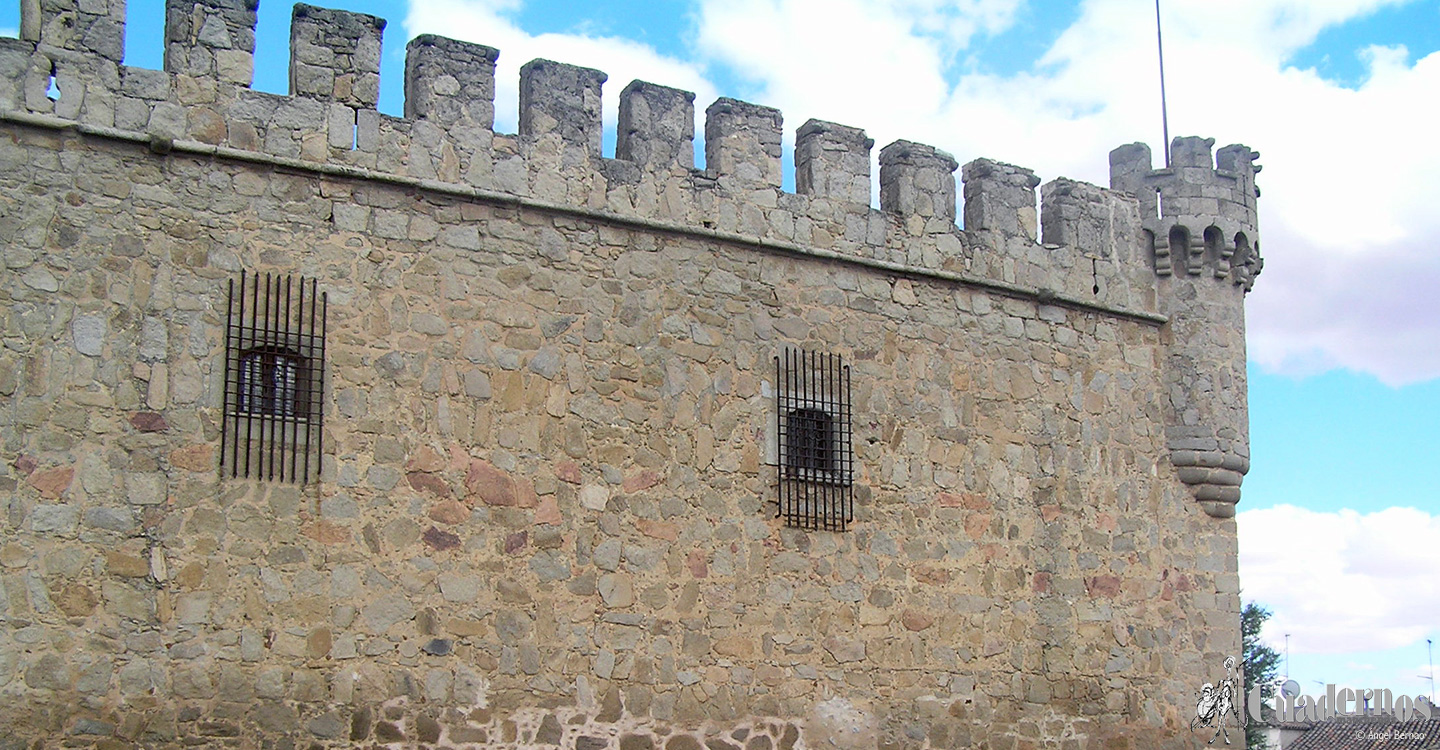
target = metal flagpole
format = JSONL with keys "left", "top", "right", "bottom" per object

{"left": 1156, "top": 0, "right": 1171, "bottom": 167}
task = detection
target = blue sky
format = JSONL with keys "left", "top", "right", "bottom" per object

{"left": 4, "top": 0, "right": 1438, "bottom": 705}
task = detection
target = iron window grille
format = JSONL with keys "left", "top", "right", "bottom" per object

{"left": 220, "top": 271, "right": 327, "bottom": 483}
{"left": 775, "top": 348, "right": 854, "bottom": 530}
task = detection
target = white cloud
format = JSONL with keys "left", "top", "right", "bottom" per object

{"left": 404, "top": 0, "right": 718, "bottom": 142}
{"left": 0, "top": 27, "right": 16, "bottom": 38}
{"left": 692, "top": 0, "right": 1440, "bottom": 385}
{"left": 1238, "top": 504, "right": 1440, "bottom": 656}
{"left": 399, "top": 0, "right": 1440, "bottom": 384}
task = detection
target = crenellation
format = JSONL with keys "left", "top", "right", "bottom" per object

{"left": 163, "top": 0, "right": 258, "bottom": 86}
{"left": 0, "top": 0, "right": 1233, "bottom": 314}
{"left": 795, "top": 118, "right": 872, "bottom": 206}
{"left": 404, "top": 34, "right": 498, "bottom": 130}
{"left": 23, "top": 0, "right": 126, "bottom": 62}
{"left": 400, "top": 35, "right": 497, "bottom": 185}
{"left": 519, "top": 58, "right": 607, "bottom": 162}
{"left": 616, "top": 80, "right": 695, "bottom": 173}
{"left": 0, "top": 36, "right": 35, "bottom": 110}
{"left": 878, "top": 139, "right": 958, "bottom": 223}
{"left": 962, "top": 157, "right": 1040, "bottom": 242}
{"left": 1107, "top": 142, "right": 1156, "bottom": 216}
{"left": 288, "top": 3, "right": 384, "bottom": 108}
{"left": 704, "top": 97, "right": 784, "bottom": 191}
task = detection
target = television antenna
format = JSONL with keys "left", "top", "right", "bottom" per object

{"left": 1285, "top": 633, "right": 1291, "bottom": 679}
{"left": 1421, "top": 638, "right": 1435, "bottom": 704}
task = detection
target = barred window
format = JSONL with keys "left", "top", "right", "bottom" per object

{"left": 775, "top": 349, "right": 853, "bottom": 530}
{"left": 221, "top": 272, "right": 326, "bottom": 483}
{"left": 238, "top": 348, "right": 305, "bottom": 417}
{"left": 785, "top": 407, "right": 836, "bottom": 475}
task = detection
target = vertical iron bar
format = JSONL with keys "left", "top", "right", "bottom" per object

{"left": 243, "top": 271, "right": 259, "bottom": 479}
{"left": 790, "top": 348, "right": 798, "bottom": 528}
{"left": 835, "top": 351, "right": 840, "bottom": 526}
{"left": 814, "top": 349, "right": 821, "bottom": 530}
{"left": 789, "top": 348, "right": 798, "bottom": 528}
{"left": 836, "top": 353, "right": 844, "bottom": 530}
{"left": 220, "top": 276, "right": 234, "bottom": 479}
{"left": 844, "top": 361, "right": 852, "bottom": 527}
{"left": 834, "top": 353, "right": 842, "bottom": 530}
{"left": 777, "top": 352, "right": 789, "bottom": 521}
{"left": 805, "top": 349, "right": 814, "bottom": 529}
{"left": 298, "top": 278, "right": 309, "bottom": 483}
{"left": 303, "top": 278, "right": 318, "bottom": 483}
{"left": 273, "top": 274, "right": 285, "bottom": 480}
{"left": 824, "top": 351, "right": 830, "bottom": 529}
{"left": 315, "top": 288, "right": 327, "bottom": 485}
{"left": 259, "top": 274, "right": 270, "bottom": 481}
{"left": 797, "top": 348, "right": 805, "bottom": 527}
{"left": 231, "top": 270, "right": 248, "bottom": 477}
{"left": 835, "top": 352, "right": 841, "bottom": 529}
{"left": 267, "top": 274, "right": 280, "bottom": 481}
{"left": 825, "top": 351, "right": 833, "bottom": 530}
{"left": 284, "top": 274, "right": 295, "bottom": 482}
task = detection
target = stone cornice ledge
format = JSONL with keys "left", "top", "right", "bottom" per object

{"left": 3, "top": 110, "right": 1167, "bottom": 328}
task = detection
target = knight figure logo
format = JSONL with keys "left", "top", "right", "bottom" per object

{"left": 1191, "top": 655, "right": 1246, "bottom": 744}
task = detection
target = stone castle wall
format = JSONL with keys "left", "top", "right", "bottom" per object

{"left": 0, "top": 1, "right": 1253, "bottom": 748}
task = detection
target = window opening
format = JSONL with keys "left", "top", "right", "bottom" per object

{"left": 221, "top": 271, "right": 327, "bottom": 483}
{"left": 775, "top": 348, "right": 853, "bottom": 530}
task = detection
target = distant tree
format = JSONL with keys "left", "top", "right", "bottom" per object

{"left": 1243, "top": 602, "right": 1282, "bottom": 750}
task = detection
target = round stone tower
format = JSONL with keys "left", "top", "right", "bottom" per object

{"left": 1111, "top": 136, "right": 1264, "bottom": 518}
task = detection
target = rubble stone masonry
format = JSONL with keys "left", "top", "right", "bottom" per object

{"left": 0, "top": 0, "right": 1262, "bottom": 747}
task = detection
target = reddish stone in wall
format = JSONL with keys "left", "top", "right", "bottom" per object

{"left": 534, "top": 495, "right": 561, "bottom": 525}
{"left": 14, "top": 455, "right": 38, "bottom": 476}
{"left": 467, "top": 459, "right": 515, "bottom": 506}
{"left": 1086, "top": 575, "right": 1122, "bottom": 598}
{"left": 27, "top": 466, "right": 74, "bottom": 500}
{"left": 963, "top": 513, "right": 991, "bottom": 539}
{"left": 406, "top": 446, "right": 446, "bottom": 472}
{"left": 129, "top": 412, "right": 170, "bottom": 432}
{"left": 912, "top": 565, "right": 950, "bottom": 585}
{"left": 407, "top": 471, "right": 453, "bottom": 498}
{"left": 303, "top": 520, "right": 351, "bottom": 544}
{"left": 637, "top": 518, "right": 679, "bottom": 541}
{"left": 686, "top": 549, "right": 708, "bottom": 578}
{"left": 555, "top": 461, "right": 582, "bottom": 484}
{"left": 901, "top": 609, "right": 934, "bottom": 631}
{"left": 169, "top": 444, "right": 213, "bottom": 472}
{"left": 429, "top": 499, "right": 470, "bottom": 525}
{"left": 422, "top": 526, "right": 461, "bottom": 551}
{"left": 622, "top": 470, "right": 663, "bottom": 493}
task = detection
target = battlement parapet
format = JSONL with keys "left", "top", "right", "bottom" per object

{"left": 1110, "top": 137, "right": 1263, "bottom": 291}
{"left": 0, "top": 0, "right": 1235, "bottom": 321}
